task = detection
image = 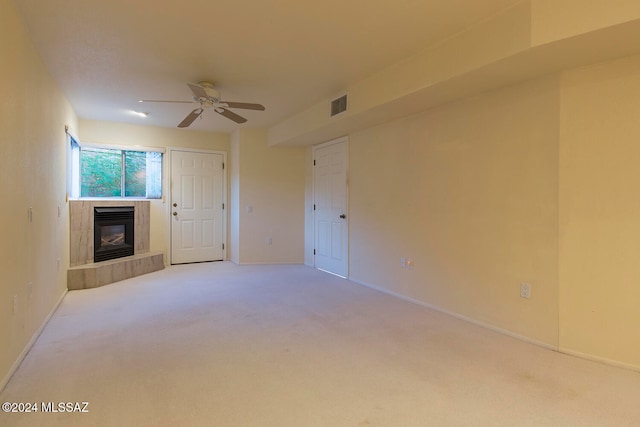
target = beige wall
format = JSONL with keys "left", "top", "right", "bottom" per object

{"left": 531, "top": 0, "right": 640, "bottom": 46}
{"left": 269, "top": 1, "right": 640, "bottom": 148}
{"left": 269, "top": 2, "right": 532, "bottom": 146}
{"left": 347, "top": 76, "right": 561, "bottom": 346}
{"left": 559, "top": 54, "right": 640, "bottom": 368}
{"left": 4, "top": 0, "right": 640, "bottom": 391}
{"left": 230, "top": 130, "right": 240, "bottom": 263}
{"left": 78, "top": 120, "right": 229, "bottom": 264}
{"left": 232, "top": 129, "right": 305, "bottom": 264}
{"left": 0, "top": 0, "right": 78, "bottom": 388}
{"left": 327, "top": 54, "right": 640, "bottom": 369}
{"left": 74, "top": 121, "right": 305, "bottom": 267}
{"left": 287, "top": 0, "right": 640, "bottom": 370}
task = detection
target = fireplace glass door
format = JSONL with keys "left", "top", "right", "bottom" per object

{"left": 94, "top": 207, "right": 134, "bottom": 262}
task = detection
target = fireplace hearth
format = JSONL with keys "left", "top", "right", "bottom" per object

{"left": 94, "top": 207, "right": 134, "bottom": 262}
{"left": 69, "top": 201, "right": 164, "bottom": 290}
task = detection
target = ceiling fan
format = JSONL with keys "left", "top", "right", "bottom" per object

{"left": 139, "top": 81, "right": 265, "bottom": 128}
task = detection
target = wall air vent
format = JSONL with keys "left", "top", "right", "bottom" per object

{"left": 330, "top": 94, "right": 348, "bottom": 117}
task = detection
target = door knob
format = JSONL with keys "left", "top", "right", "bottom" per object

{"left": 340, "top": 214, "right": 346, "bottom": 219}
{"left": 173, "top": 212, "right": 178, "bottom": 216}
{"left": 173, "top": 203, "right": 177, "bottom": 207}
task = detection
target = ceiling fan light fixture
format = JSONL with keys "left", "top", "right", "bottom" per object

{"left": 143, "top": 82, "right": 265, "bottom": 128}
{"left": 198, "top": 81, "right": 219, "bottom": 98}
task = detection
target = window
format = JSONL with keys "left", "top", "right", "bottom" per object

{"left": 69, "top": 138, "right": 163, "bottom": 199}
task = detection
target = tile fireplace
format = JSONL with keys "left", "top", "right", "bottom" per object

{"left": 68, "top": 200, "right": 164, "bottom": 290}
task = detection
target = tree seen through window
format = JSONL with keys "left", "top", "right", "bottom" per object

{"left": 80, "top": 148, "right": 162, "bottom": 198}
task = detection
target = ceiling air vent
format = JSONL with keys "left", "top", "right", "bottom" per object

{"left": 330, "top": 94, "right": 348, "bottom": 117}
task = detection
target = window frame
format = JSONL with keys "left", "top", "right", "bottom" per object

{"left": 68, "top": 138, "right": 165, "bottom": 200}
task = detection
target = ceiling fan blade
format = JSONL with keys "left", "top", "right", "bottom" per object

{"left": 187, "top": 83, "right": 209, "bottom": 99}
{"left": 139, "top": 99, "right": 195, "bottom": 104}
{"left": 215, "top": 108, "right": 247, "bottom": 124}
{"left": 222, "top": 101, "right": 265, "bottom": 111}
{"left": 177, "top": 108, "right": 204, "bottom": 128}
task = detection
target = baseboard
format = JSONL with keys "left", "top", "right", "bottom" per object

{"left": 234, "top": 262, "right": 305, "bottom": 266}
{"left": 348, "top": 278, "right": 558, "bottom": 352}
{"left": 349, "top": 279, "right": 640, "bottom": 372}
{"left": 0, "top": 289, "right": 67, "bottom": 392}
{"left": 559, "top": 347, "right": 640, "bottom": 373}
{"left": 169, "top": 260, "right": 303, "bottom": 266}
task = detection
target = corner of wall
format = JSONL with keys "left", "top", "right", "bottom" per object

{"left": 235, "top": 129, "right": 306, "bottom": 264}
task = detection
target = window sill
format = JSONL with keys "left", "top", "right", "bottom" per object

{"left": 70, "top": 197, "right": 161, "bottom": 202}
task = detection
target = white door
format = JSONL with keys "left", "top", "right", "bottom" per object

{"left": 171, "top": 150, "right": 225, "bottom": 264}
{"left": 314, "top": 138, "right": 348, "bottom": 277}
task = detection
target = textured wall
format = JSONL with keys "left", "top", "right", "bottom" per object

{"left": 347, "top": 75, "right": 561, "bottom": 346}
{"left": 0, "top": 0, "right": 78, "bottom": 389}
{"left": 559, "top": 54, "right": 640, "bottom": 369}
{"left": 234, "top": 129, "right": 305, "bottom": 264}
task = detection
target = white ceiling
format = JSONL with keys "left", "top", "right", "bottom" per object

{"left": 15, "top": 0, "right": 521, "bottom": 133}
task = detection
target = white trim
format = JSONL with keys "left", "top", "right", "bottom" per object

{"left": 317, "top": 267, "right": 347, "bottom": 279}
{"left": 348, "top": 277, "right": 558, "bottom": 352}
{"left": 64, "top": 124, "right": 80, "bottom": 141}
{"left": 66, "top": 128, "right": 80, "bottom": 201}
{"left": 166, "top": 149, "right": 173, "bottom": 264}
{"left": 70, "top": 197, "right": 157, "bottom": 202}
{"left": 313, "top": 136, "right": 349, "bottom": 151}
{"left": 233, "top": 262, "right": 306, "bottom": 266}
{"left": 166, "top": 147, "right": 222, "bottom": 155}
{"left": 1, "top": 289, "right": 67, "bottom": 392}
{"left": 167, "top": 148, "right": 227, "bottom": 265}
{"left": 312, "top": 136, "right": 349, "bottom": 278}
{"left": 350, "top": 277, "right": 640, "bottom": 372}
{"left": 79, "top": 141, "right": 165, "bottom": 153}
{"left": 69, "top": 142, "right": 165, "bottom": 200}
{"left": 559, "top": 347, "right": 640, "bottom": 373}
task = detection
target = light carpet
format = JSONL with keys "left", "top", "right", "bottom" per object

{"left": 1, "top": 262, "right": 640, "bottom": 426}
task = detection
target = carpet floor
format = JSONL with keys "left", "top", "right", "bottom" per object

{"left": 1, "top": 262, "right": 639, "bottom": 426}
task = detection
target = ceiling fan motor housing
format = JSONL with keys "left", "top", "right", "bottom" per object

{"left": 198, "top": 81, "right": 220, "bottom": 101}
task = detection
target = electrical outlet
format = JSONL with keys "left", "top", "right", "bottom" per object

{"left": 400, "top": 258, "right": 406, "bottom": 268}
{"left": 520, "top": 283, "right": 531, "bottom": 299}
{"left": 28, "top": 282, "right": 33, "bottom": 300}
{"left": 57, "top": 259, "right": 61, "bottom": 272}
{"left": 13, "top": 295, "right": 18, "bottom": 314}
{"left": 406, "top": 259, "right": 414, "bottom": 270}
{"left": 266, "top": 237, "right": 272, "bottom": 245}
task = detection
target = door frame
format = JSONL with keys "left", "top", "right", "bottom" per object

{"left": 167, "top": 147, "right": 227, "bottom": 265}
{"left": 312, "top": 136, "right": 349, "bottom": 278}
